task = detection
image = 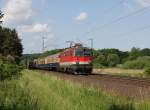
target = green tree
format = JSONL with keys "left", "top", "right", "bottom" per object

{"left": 92, "top": 49, "right": 100, "bottom": 57}
{"left": 0, "top": 27, "right": 23, "bottom": 63}
{"left": 128, "top": 47, "right": 141, "bottom": 60}
{"left": 141, "top": 48, "right": 150, "bottom": 56}
{"left": 97, "top": 48, "right": 124, "bottom": 66}
{"left": 97, "top": 54, "right": 106, "bottom": 65}
{"left": 93, "top": 54, "right": 106, "bottom": 67}
{"left": 0, "top": 10, "right": 4, "bottom": 24}
{"left": 99, "top": 48, "right": 121, "bottom": 57}
{"left": 119, "top": 51, "right": 129, "bottom": 63}
{"left": 107, "top": 54, "right": 120, "bottom": 67}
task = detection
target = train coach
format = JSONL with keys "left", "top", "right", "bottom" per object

{"left": 29, "top": 43, "right": 94, "bottom": 75}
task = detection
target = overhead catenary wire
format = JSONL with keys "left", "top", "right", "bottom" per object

{"left": 85, "top": 5, "right": 150, "bottom": 35}
{"left": 101, "top": 0, "right": 126, "bottom": 15}
{"left": 114, "top": 24, "right": 150, "bottom": 37}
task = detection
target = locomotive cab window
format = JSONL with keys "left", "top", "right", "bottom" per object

{"left": 75, "top": 48, "right": 92, "bottom": 56}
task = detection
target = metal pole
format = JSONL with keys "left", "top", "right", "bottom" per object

{"left": 66, "top": 41, "right": 74, "bottom": 47}
{"left": 89, "top": 38, "right": 93, "bottom": 56}
{"left": 42, "top": 36, "right": 46, "bottom": 52}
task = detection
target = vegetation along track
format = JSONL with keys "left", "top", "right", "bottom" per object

{"left": 37, "top": 70, "right": 150, "bottom": 99}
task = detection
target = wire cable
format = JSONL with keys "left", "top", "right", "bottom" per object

{"left": 85, "top": 5, "right": 150, "bottom": 35}
{"left": 114, "top": 24, "right": 150, "bottom": 37}
{"left": 102, "top": 0, "right": 125, "bottom": 15}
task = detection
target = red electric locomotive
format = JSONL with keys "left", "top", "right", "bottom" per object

{"left": 59, "top": 43, "right": 93, "bottom": 74}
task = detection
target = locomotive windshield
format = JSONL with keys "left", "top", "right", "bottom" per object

{"left": 75, "top": 48, "right": 92, "bottom": 56}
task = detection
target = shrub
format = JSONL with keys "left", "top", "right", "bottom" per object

{"left": 117, "top": 64, "right": 123, "bottom": 68}
{"left": 107, "top": 54, "right": 120, "bottom": 67}
{"left": 122, "top": 56, "right": 150, "bottom": 69}
{"left": 122, "top": 60, "right": 145, "bottom": 69}
{"left": 0, "top": 58, "right": 22, "bottom": 81}
{"left": 93, "top": 54, "right": 106, "bottom": 68}
{"left": 144, "top": 68, "right": 150, "bottom": 76}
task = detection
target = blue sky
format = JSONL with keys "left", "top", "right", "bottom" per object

{"left": 0, "top": 0, "right": 150, "bottom": 53}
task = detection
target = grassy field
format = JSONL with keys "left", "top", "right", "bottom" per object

{"left": 93, "top": 68, "right": 146, "bottom": 78}
{"left": 18, "top": 70, "right": 150, "bottom": 110}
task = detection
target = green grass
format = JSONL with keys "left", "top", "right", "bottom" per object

{"left": 19, "top": 70, "right": 150, "bottom": 110}
{"left": 0, "top": 79, "right": 39, "bottom": 110}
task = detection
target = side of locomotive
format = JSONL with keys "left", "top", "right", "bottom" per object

{"left": 30, "top": 44, "right": 93, "bottom": 74}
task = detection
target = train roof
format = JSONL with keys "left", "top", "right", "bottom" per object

{"left": 45, "top": 53, "right": 60, "bottom": 58}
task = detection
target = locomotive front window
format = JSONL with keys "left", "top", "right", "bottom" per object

{"left": 75, "top": 48, "right": 91, "bottom": 56}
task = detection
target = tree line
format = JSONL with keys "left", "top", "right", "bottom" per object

{"left": 93, "top": 47, "right": 150, "bottom": 69}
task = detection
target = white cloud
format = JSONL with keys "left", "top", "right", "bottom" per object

{"left": 19, "top": 23, "right": 51, "bottom": 33}
{"left": 3, "top": 0, "right": 33, "bottom": 23}
{"left": 75, "top": 12, "right": 88, "bottom": 21}
{"left": 135, "top": 0, "right": 150, "bottom": 7}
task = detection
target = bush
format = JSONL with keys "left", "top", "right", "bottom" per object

{"left": 144, "top": 68, "right": 150, "bottom": 76}
{"left": 122, "top": 56, "right": 150, "bottom": 69}
{"left": 93, "top": 54, "right": 106, "bottom": 67}
{"left": 107, "top": 54, "right": 120, "bottom": 67}
{"left": 122, "top": 60, "right": 145, "bottom": 69}
{"left": 0, "top": 57, "right": 22, "bottom": 81}
{"left": 117, "top": 64, "right": 123, "bottom": 68}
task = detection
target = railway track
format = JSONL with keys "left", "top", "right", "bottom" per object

{"left": 37, "top": 70, "right": 150, "bottom": 99}
{"left": 89, "top": 73, "right": 150, "bottom": 87}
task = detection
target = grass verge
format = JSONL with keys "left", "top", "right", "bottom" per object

{"left": 93, "top": 68, "right": 146, "bottom": 78}
{"left": 19, "top": 70, "right": 150, "bottom": 110}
